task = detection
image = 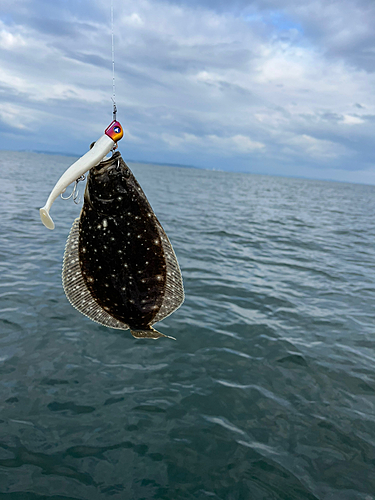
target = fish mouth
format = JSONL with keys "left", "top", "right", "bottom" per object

{"left": 99, "top": 150, "right": 121, "bottom": 167}
{"left": 84, "top": 151, "right": 128, "bottom": 209}
{"left": 91, "top": 151, "right": 122, "bottom": 176}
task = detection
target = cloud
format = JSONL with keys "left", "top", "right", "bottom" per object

{"left": 0, "top": 102, "right": 36, "bottom": 130}
{"left": 161, "top": 132, "right": 265, "bottom": 154}
{"left": 0, "top": 28, "right": 27, "bottom": 49}
{"left": 342, "top": 115, "right": 365, "bottom": 125}
{"left": 0, "top": 0, "right": 375, "bottom": 182}
{"left": 285, "top": 134, "right": 349, "bottom": 160}
{"left": 231, "top": 135, "right": 265, "bottom": 152}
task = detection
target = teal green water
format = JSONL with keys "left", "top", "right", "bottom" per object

{"left": 0, "top": 150, "right": 375, "bottom": 499}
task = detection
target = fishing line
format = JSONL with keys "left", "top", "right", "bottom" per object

{"left": 111, "top": 0, "right": 117, "bottom": 121}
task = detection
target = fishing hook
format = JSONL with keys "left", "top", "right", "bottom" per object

{"left": 115, "top": 156, "right": 121, "bottom": 172}
{"left": 61, "top": 174, "right": 86, "bottom": 204}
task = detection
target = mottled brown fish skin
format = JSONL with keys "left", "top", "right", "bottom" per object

{"left": 78, "top": 152, "right": 167, "bottom": 331}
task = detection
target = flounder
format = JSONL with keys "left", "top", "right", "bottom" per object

{"left": 62, "top": 151, "right": 184, "bottom": 339}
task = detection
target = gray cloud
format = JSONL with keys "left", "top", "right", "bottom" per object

{"left": 1, "top": 0, "right": 375, "bottom": 183}
{"left": 172, "top": 0, "right": 375, "bottom": 71}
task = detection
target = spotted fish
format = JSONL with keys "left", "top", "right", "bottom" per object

{"left": 62, "top": 151, "right": 184, "bottom": 339}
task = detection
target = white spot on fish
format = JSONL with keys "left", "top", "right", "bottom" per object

{"left": 103, "top": 219, "right": 108, "bottom": 228}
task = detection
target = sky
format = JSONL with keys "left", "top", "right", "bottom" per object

{"left": 1, "top": 0, "right": 375, "bottom": 183}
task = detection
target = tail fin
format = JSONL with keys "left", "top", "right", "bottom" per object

{"left": 130, "top": 326, "right": 176, "bottom": 340}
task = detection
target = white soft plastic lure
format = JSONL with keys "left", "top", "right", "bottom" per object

{"left": 39, "top": 121, "right": 124, "bottom": 230}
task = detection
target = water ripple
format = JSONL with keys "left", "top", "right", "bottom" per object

{"left": 1, "top": 152, "right": 375, "bottom": 498}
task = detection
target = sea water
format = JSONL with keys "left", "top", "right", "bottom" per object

{"left": 0, "top": 150, "right": 374, "bottom": 499}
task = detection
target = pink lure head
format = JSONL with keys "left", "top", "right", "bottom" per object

{"left": 105, "top": 121, "right": 124, "bottom": 143}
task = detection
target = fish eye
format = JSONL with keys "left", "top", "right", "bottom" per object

{"left": 108, "top": 167, "right": 120, "bottom": 178}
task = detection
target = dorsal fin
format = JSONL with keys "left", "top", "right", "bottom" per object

{"left": 62, "top": 218, "right": 129, "bottom": 331}
{"left": 151, "top": 220, "right": 184, "bottom": 324}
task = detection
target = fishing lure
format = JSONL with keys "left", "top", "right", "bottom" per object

{"left": 40, "top": 121, "right": 184, "bottom": 339}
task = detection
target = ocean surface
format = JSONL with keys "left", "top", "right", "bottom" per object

{"left": 0, "top": 149, "right": 375, "bottom": 500}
